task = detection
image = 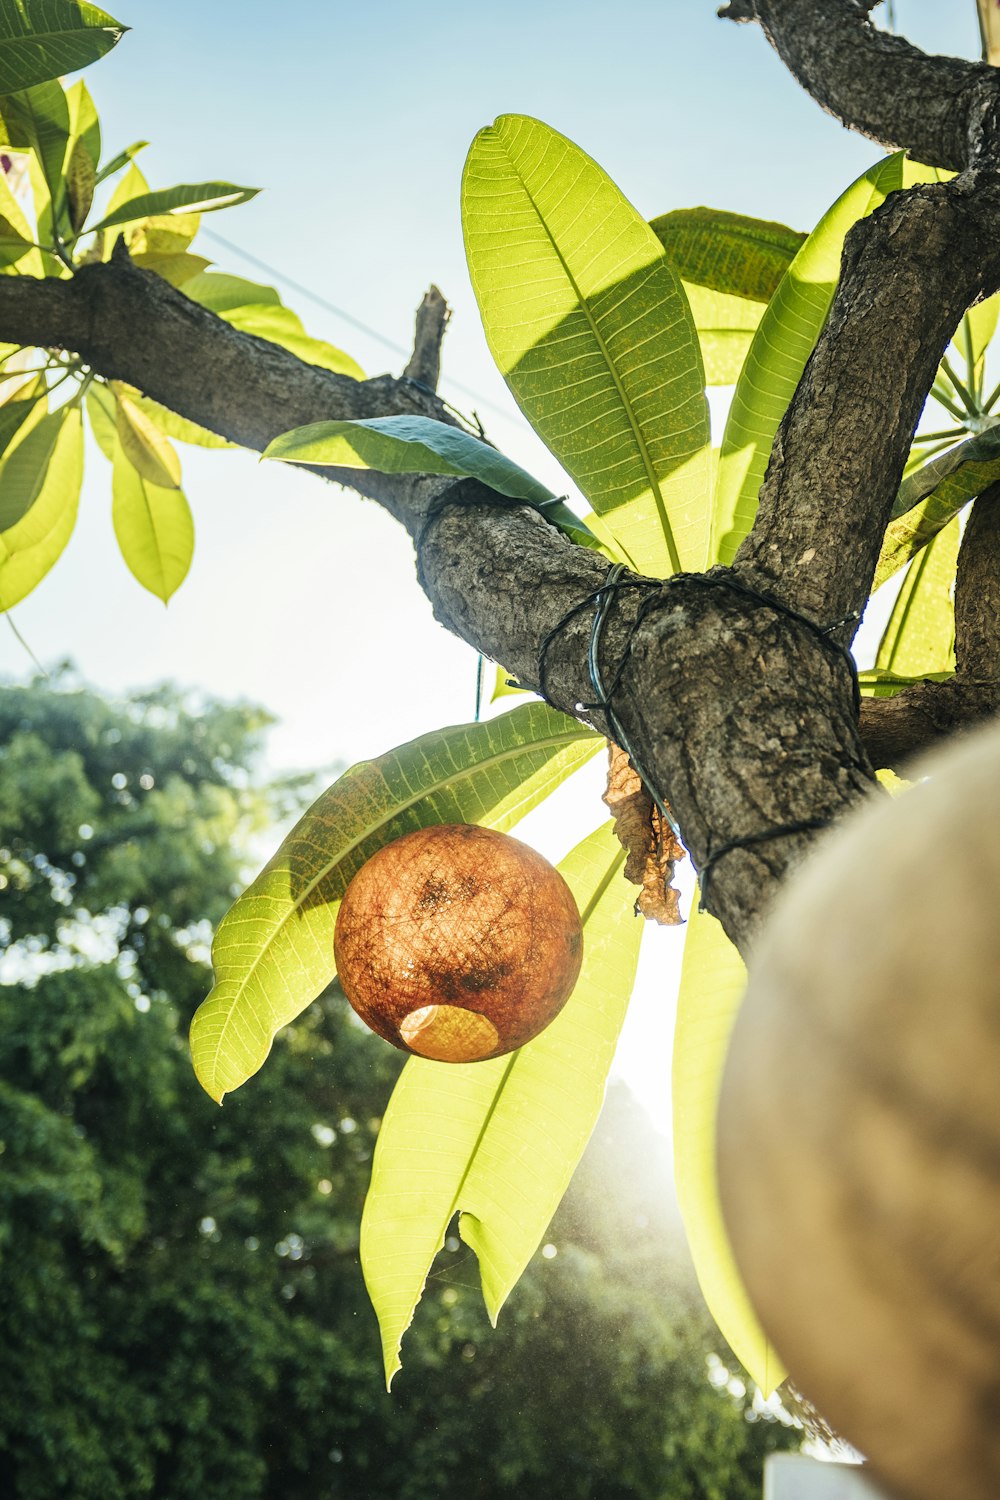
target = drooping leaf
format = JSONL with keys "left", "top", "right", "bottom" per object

{"left": 682, "top": 281, "right": 763, "bottom": 386}
{"left": 113, "top": 385, "right": 182, "bottom": 488}
{"left": 88, "top": 181, "right": 259, "bottom": 236}
{"left": 0, "top": 403, "right": 65, "bottom": 528}
{"left": 0, "top": 1, "right": 124, "bottom": 95}
{"left": 673, "top": 898, "right": 784, "bottom": 1395}
{"left": 111, "top": 441, "right": 193, "bottom": 602}
{"left": 0, "top": 404, "right": 82, "bottom": 609}
{"left": 361, "top": 820, "right": 642, "bottom": 1388}
{"left": 463, "top": 114, "right": 711, "bottom": 576}
{"left": 190, "top": 705, "right": 602, "bottom": 1104}
{"left": 0, "top": 382, "right": 46, "bottom": 464}
{"left": 650, "top": 207, "right": 805, "bottom": 304}
{"left": 120, "top": 389, "right": 234, "bottom": 450}
{"left": 874, "top": 516, "right": 959, "bottom": 677}
{"left": 85, "top": 380, "right": 115, "bottom": 458}
{"left": 714, "top": 153, "right": 915, "bottom": 565}
{"left": 220, "top": 303, "right": 364, "bottom": 379}
{"left": 266, "top": 415, "right": 574, "bottom": 522}
{"left": 181, "top": 270, "right": 281, "bottom": 313}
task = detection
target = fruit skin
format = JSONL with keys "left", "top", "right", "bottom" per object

{"left": 717, "top": 720, "right": 1000, "bottom": 1500}
{"left": 333, "top": 823, "right": 583, "bottom": 1063}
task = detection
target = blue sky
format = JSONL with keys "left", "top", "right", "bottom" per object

{"left": 0, "top": 2, "right": 986, "bottom": 1128}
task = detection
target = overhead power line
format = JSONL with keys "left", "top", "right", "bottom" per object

{"left": 200, "top": 228, "right": 522, "bottom": 427}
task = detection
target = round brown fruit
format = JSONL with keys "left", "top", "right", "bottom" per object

{"left": 717, "top": 719, "right": 1000, "bottom": 1500}
{"left": 333, "top": 823, "right": 583, "bottom": 1063}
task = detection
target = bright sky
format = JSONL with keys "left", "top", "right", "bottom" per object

{"left": 0, "top": 1, "right": 984, "bottom": 1133}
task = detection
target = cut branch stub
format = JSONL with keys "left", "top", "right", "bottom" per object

{"left": 333, "top": 823, "right": 583, "bottom": 1062}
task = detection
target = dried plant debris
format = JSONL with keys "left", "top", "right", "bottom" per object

{"left": 602, "top": 743, "right": 685, "bottom": 925}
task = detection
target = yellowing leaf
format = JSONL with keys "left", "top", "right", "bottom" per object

{"left": 361, "top": 820, "right": 642, "bottom": 1387}
{"left": 112, "top": 385, "right": 182, "bottom": 488}
{"left": 111, "top": 441, "right": 193, "bottom": 602}
{"left": 673, "top": 898, "right": 784, "bottom": 1395}
{"left": 189, "top": 706, "right": 601, "bottom": 1104}
{"left": 0, "top": 406, "right": 82, "bottom": 610}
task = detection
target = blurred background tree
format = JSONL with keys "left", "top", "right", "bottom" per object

{"left": 0, "top": 672, "right": 798, "bottom": 1498}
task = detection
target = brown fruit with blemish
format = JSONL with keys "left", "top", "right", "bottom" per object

{"left": 334, "top": 823, "right": 583, "bottom": 1063}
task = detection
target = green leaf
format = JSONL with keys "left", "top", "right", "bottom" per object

{"left": 119, "top": 390, "right": 234, "bottom": 450}
{"left": 93, "top": 138, "right": 146, "bottom": 186}
{"left": 130, "top": 250, "right": 212, "bottom": 287}
{"left": 111, "top": 441, "right": 193, "bottom": 602}
{"left": 87, "top": 181, "right": 260, "bottom": 236}
{"left": 650, "top": 207, "right": 805, "bottom": 304}
{"left": 874, "top": 436, "right": 1000, "bottom": 588}
{"left": 361, "top": 820, "right": 642, "bottom": 1388}
{"left": 0, "top": 402, "right": 64, "bottom": 528}
{"left": 127, "top": 210, "right": 200, "bottom": 257}
{"left": 100, "top": 155, "right": 146, "bottom": 224}
{"left": 266, "top": 416, "right": 554, "bottom": 508}
{"left": 463, "top": 114, "right": 711, "bottom": 576}
{"left": 0, "top": 81, "right": 71, "bottom": 244}
{"left": 682, "top": 281, "right": 763, "bottom": 386}
{"left": 858, "top": 668, "right": 954, "bottom": 699}
{"left": 181, "top": 270, "right": 281, "bottom": 313}
{"left": 950, "top": 291, "right": 999, "bottom": 373}
{"left": 0, "top": 150, "right": 40, "bottom": 272}
{"left": 714, "top": 153, "right": 912, "bottom": 566}
{"left": 673, "top": 898, "right": 784, "bottom": 1395}
{"left": 0, "top": 1, "right": 124, "bottom": 95}
{"left": 265, "top": 415, "right": 600, "bottom": 549}
{"left": 85, "top": 380, "right": 115, "bottom": 458}
{"left": 0, "top": 383, "right": 46, "bottom": 464}
{"left": 874, "top": 516, "right": 959, "bottom": 677}
{"left": 113, "top": 385, "right": 182, "bottom": 488}
{"left": 219, "top": 303, "right": 364, "bottom": 380}
{"left": 0, "top": 404, "right": 82, "bottom": 609}
{"left": 64, "top": 77, "right": 99, "bottom": 231}
{"left": 190, "top": 704, "right": 602, "bottom": 1104}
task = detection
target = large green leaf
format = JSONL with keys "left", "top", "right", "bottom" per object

{"left": 0, "top": 152, "right": 39, "bottom": 270}
{"left": 111, "top": 441, "right": 193, "bottom": 602}
{"left": 0, "top": 382, "right": 46, "bottom": 465}
{"left": 874, "top": 515, "right": 959, "bottom": 677}
{"left": 858, "top": 668, "right": 953, "bottom": 699}
{"left": 64, "top": 78, "right": 99, "bottom": 231}
{"left": 714, "top": 153, "right": 914, "bottom": 566}
{"left": 361, "top": 819, "right": 642, "bottom": 1388}
{"left": 264, "top": 415, "right": 597, "bottom": 546}
{"left": 463, "top": 114, "right": 711, "bottom": 576}
{"left": 673, "top": 898, "right": 784, "bottom": 1395}
{"left": 650, "top": 208, "right": 804, "bottom": 304}
{"left": 0, "top": 403, "right": 82, "bottom": 609}
{"left": 87, "top": 180, "right": 259, "bottom": 236}
{"left": 220, "top": 303, "right": 364, "bottom": 380}
{"left": 682, "top": 282, "right": 763, "bottom": 386}
{"left": 0, "top": 80, "right": 70, "bottom": 248}
{"left": 120, "top": 390, "right": 235, "bottom": 451}
{"left": 190, "top": 705, "right": 602, "bottom": 1104}
{"left": 892, "top": 421, "right": 1000, "bottom": 520}
{"left": 0, "top": 1, "right": 124, "bottom": 95}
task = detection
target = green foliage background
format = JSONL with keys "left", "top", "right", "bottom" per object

{"left": 0, "top": 674, "right": 797, "bottom": 1498}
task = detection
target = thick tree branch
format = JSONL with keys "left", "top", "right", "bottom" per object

{"left": 719, "top": 0, "right": 1000, "bottom": 172}
{"left": 6, "top": 0, "right": 1000, "bottom": 949}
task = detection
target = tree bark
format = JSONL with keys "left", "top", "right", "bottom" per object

{"left": 3, "top": 1, "right": 999, "bottom": 956}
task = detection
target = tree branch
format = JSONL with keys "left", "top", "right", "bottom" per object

{"left": 719, "top": 0, "right": 1000, "bottom": 172}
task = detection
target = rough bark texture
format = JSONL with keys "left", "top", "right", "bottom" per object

{"left": 4, "top": 1, "right": 1000, "bottom": 958}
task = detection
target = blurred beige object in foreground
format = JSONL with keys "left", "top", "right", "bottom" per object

{"left": 978, "top": 0, "right": 1000, "bottom": 64}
